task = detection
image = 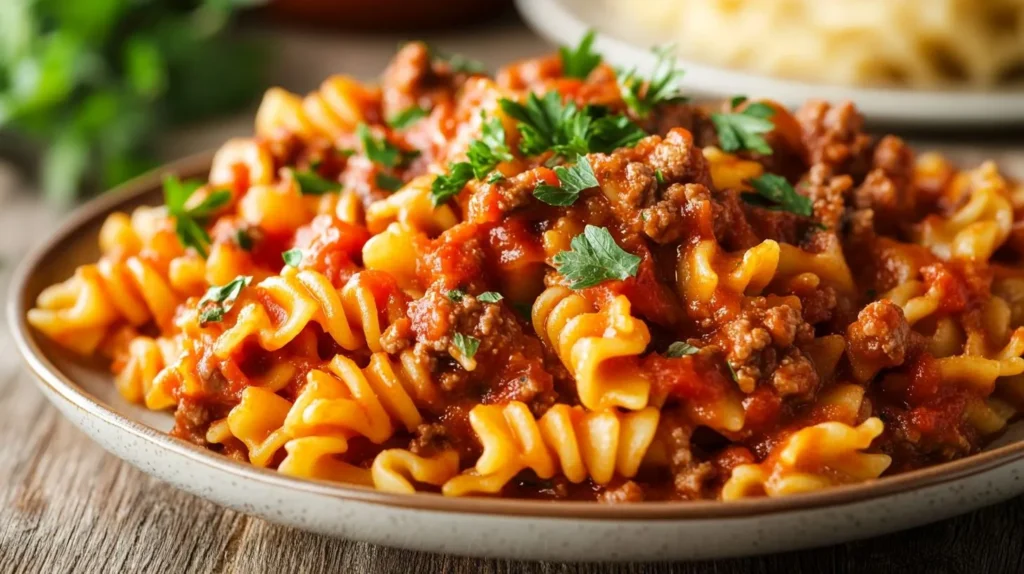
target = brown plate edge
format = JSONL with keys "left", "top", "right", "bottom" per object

{"left": 8, "top": 151, "right": 1024, "bottom": 521}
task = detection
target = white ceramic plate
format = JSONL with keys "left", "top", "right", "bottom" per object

{"left": 516, "top": 0, "right": 1024, "bottom": 127}
{"left": 9, "top": 154, "right": 1024, "bottom": 562}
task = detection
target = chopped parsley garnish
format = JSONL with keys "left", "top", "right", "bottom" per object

{"left": 533, "top": 156, "right": 599, "bottom": 207}
{"left": 163, "top": 175, "right": 231, "bottom": 258}
{"left": 291, "top": 168, "right": 341, "bottom": 195}
{"left": 665, "top": 341, "right": 700, "bottom": 358}
{"left": 560, "top": 30, "right": 601, "bottom": 79}
{"left": 357, "top": 123, "right": 403, "bottom": 168}
{"left": 198, "top": 275, "right": 251, "bottom": 325}
{"left": 434, "top": 50, "right": 487, "bottom": 74}
{"left": 282, "top": 248, "right": 303, "bottom": 267}
{"left": 430, "top": 113, "right": 513, "bottom": 206}
{"left": 446, "top": 289, "right": 466, "bottom": 302}
{"left": 452, "top": 332, "right": 480, "bottom": 360}
{"left": 233, "top": 228, "right": 253, "bottom": 251}
{"left": 375, "top": 172, "right": 404, "bottom": 192}
{"left": 726, "top": 362, "right": 738, "bottom": 382}
{"left": 553, "top": 225, "right": 641, "bottom": 289}
{"left": 710, "top": 102, "right": 775, "bottom": 155}
{"left": 617, "top": 45, "right": 687, "bottom": 117}
{"left": 655, "top": 169, "right": 665, "bottom": 184}
{"left": 477, "top": 291, "right": 503, "bottom": 303}
{"left": 430, "top": 162, "right": 475, "bottom": 207}
{"left": 742, "top": 173, "right": 812, "bottom": 217}
{"left": 387, "top": 106, "right": 428, "bottom": 129}
{"left": 499, "top": 92, "right": 645, "bottom": 159}
{"left": 486, "top": 172, "right": 505, "bottom": 184}
{"left": 466, "top": 114, "right": 514, "bottom": 179}
{"left": 729, "top": 95, "right": 748, "bottom": 109}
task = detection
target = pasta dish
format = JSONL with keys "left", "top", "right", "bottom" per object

{"left": 26, "top": 37, "right": 1024, "bottom": 502}
{"left": 609, "top": 0, "right": 1024, "bottom": 88}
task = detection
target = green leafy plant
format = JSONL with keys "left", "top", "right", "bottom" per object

{"left": 0, "top": 0, "right": 268, "bottom": 202}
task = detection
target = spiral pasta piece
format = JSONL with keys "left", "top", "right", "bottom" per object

{"left": 442, "top": 402, "right": 660, "bottom": 496}
{"left": 679, "top": 239, "right": 781, "bottom": 304}
{"left": 214, "top": 268, "right": 390, "bottom": 357}
{"left": 283, "top": 351, "right": 436, "bottom": 445}
{"left": 113, "top": 335, "right": 182, "bottom": 410}
{"left": 371, "top": 449, "right": 461, "bottom": 493}
{"left": 255, "top": 76, "right": 378, "bottom": 143}
{"left": 721, "top": 418, "right": 891, "bottom": 500}
{"left": 532, "top": 287, "right": 652, "bottom": 411}
{"left": 916, "top": 162, "right": 1013, "bottom": 262}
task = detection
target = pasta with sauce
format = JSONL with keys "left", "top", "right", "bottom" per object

{"left": 26, "top": 37, "right": 1024, "bottom": 502}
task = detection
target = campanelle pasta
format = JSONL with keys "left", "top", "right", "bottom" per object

{"left": 26, "top": 38, "right": 1024, "bottom": 502}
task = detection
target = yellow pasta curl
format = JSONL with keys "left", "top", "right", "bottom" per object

{"left": 371, "top": 449, "right": 461, "bottom": 493}
{"left": 722, "top": 418, "right": 891, "bottom": 500}
{"left": 255, "top": 76, "right": 378, "bottom": 143}
{"left": 283, "top": 351, "right": 436, "bottom": 445}
{"left": 916, "top": 162, "right": 1013, "bottom": 262}
{"left": 679, "top": 238, "right": 780, "bottom": 304}
{"left": 532, "top": 287, "right": 652, "bottom": 411}
{"left": 214, "top": 268, "right": 391, "bottom": 357}
{"left": 442, "top": 402, "right": 660, "bottom": 496}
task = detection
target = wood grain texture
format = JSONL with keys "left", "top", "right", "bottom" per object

{"left": 4, "top": 23, "right": 1024, "bottom": 574}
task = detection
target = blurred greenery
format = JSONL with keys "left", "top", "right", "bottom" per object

{"left": 0, "top": 0, "right": 269, "bottom": 203}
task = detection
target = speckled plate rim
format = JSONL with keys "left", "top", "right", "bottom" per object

{"left": 8, "top": 151, "right": 1024, "bottom": 521}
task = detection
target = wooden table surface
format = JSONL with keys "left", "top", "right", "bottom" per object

{"left": 4, "top": 19, "right": 1024, "bottom": 574}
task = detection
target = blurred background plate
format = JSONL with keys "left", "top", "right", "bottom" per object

{"left": 516, "top": 0, "right": 1024, "bottom": 128}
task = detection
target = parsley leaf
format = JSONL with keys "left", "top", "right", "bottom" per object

{"left": 710, "top": 102, "right": 775, "bottom": 155}
{"left": 499, "top": 93, "right": 645, "bottom": 159}
{"left": 197, "top": 275, "right": 251, "bottom": 325}
{"left": 533, "top": 156, "right": 598, "bottom": 206}
{"left": 486, "top": 172, "right": 505, "bottom": 184}
{"left": 387, "top": 106, "right": 428, "bottom": 129}
{"left": 430, "top": 113, "right": 514, "bottom": 206}
{"left": 233, "top": 228, "right": 253, "bottom": 251}
{"left": 375, "top": 172, "right": 404, "bottom": 192}
{"left": 163, "top": 175, "right": 231, "bottom": 258}
{"left": 553, "top": 225, "right": 641, "bottom": 289}
{"left": 588, "top": 113, "right": 647, "bottom": 153}
{"left": 452, "top": 332, "right": 480, "bottom": 360}
{"left": 726, "top": 362, "right": 738, "bottom": 382}
{"left": 665, "top": 341, "right": 700, "bottom": 357}
{"left": 560, "top": 30, "right": 601, "bottom": 79}
{"left": 729, "top": 95, "right": 748, "bottom": 109}
{"left": 466, "top": 113, "right": 514, "bottom": 179}
{"left": 291, "top": 168, "right": 341, "bottom": 195}
{"left": 618, "top": 45, "right": 687, "bottom": 117}
{"left": 431, "top": 162, "right": 475, "bottom": 207}
{"left": 446, "top": 289, "right": 466, "bottom": 302}
{"left": 500, "top": 91, "right": 566, "bottom": 156}
{"left": 742, "top": 173, "right": 812, "bottom": 217}
{"left": 434, "top": 50, "right": 487, "bottom": 74}
{"left": 357, "top": 123, "right": 401, "bottom": 168}
{"left": 477, "top": 291, "right": 503, "bottom": 303}
{"left": 282, "top": 248, "right": 303, "bottom": 267}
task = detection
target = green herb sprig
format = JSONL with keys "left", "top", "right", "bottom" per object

{"left": 533, "top": 156, "right": 599, "bottom": 206}
{"left": 742, "top": 173, "right": 812, "bottom": 216}
{"left": 560, "top": 30, "right": 601, "bottom": 79}
{"left": 553, "top": 225, "right": 641, "bottom": 289}
{"left": 452, "top": 332, "right": 480, "bottom": 360}
{"left": 617, "top": 45, "right": 687, "bottom": 117}
{"left": 163, "top": 175, "right": 231, "bottom": 257}
{"left": 198, "top": 275, "right": 251, "bottom": 325}
{"left": 710, "top": 102, "right": 775, "bottom": 155}
{"left": 665, "top": 341, "right": 700, "bottom": 358}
